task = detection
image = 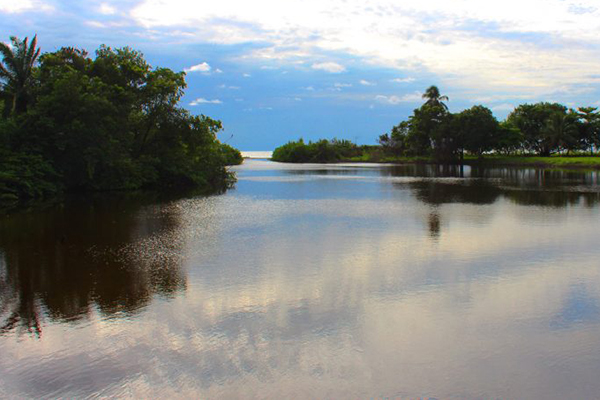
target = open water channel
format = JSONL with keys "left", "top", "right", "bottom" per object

{"left": 1, "top": 159, "right": 600, "bottom": 398}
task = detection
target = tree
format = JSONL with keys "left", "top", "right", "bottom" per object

{"left": 453, "top": 105, "right": 499, "bottom": 157}
{"left": 543, "top": 112, "right": 577, "bottom": 155}
{"left": 575, "top": 107, "right": 600, "bottom": 154}
{"left": 506, "top": 102, "right": 567, "bottom": 156}
{"left": 0, "top": 35, "right": 40, "bottom": 116}
{"left": 408, "top": 102, "right": 454, "bottom": 159}
{"left": 495, "top": 121, "right": 524, "bottom": 155}
{"left": 422, "top": 85, "right": 449, "bottom": 110}
{"left": 379, "top": 121, "right": 409, "bottom": 155}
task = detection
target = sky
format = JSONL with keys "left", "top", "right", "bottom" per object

{"left": 2, "top": 0, "right": 600, "bottom": 150}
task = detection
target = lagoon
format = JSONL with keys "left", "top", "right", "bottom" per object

{"left": 1, "top": 159, "right": 600, "bottom": 398}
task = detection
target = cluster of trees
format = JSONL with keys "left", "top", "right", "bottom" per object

{"left": 379, "top": 86, "right": 600, "bottom": 160}
{"left": 0, "top": 35, "right": 241, "bottom": 206}
{"left": 271, "top": 138, "right": 363, "bottom": 162}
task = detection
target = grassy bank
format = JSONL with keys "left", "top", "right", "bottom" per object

{"left": 343, "top": 153, "right": 600, "bottom": 170}
{"left": 271, "top": 139, "right": 600, "bottom": 170}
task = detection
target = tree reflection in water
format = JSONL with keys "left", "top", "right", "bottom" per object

{"left": 0, "top": 193, "right": 188, "bottom": 337}
{"left": 382, "top": 164, "right": 600, "bottom": 238}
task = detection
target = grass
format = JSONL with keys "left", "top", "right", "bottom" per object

{"left": 342, "top": 152, "right": 600, "bottom": 170}
{"left": 466, "top": 155, "right": 600, "bottom": 169}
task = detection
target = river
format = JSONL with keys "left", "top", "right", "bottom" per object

{"left": 1, "top": 159, "right": 600, "bottom": 399}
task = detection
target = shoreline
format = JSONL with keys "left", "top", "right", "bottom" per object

{"left": 269, "top": 156, "right": 600, "bottom": 171}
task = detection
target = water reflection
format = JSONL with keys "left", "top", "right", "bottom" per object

{"left": 0, "top": 193, "right": 187, "bottom": 336}
{"left": 381, "top": 164, "right": 600, "bottom": 206}
{"left": 1, "top": 160, "right": 600, "bottom": 398}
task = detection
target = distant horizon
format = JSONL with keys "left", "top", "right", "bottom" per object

{"left": 3, "top": 0, "right": 600, "bottom": 150}
{"left": 241, "top": 150, "right": 273, "bottom": 158}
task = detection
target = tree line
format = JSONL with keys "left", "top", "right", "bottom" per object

{"left": 271, "top": 138, "right": 365, "bottom": 162}
{"left": 0, "top": 35, "right": 242, "bottom": 206}
{"left": 378, "top": 85, "right": 600, "bottom": 160}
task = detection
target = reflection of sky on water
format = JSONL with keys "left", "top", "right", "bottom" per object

{"left": 550, "top": 284, "right": 600, "bottom": 329}
{"left": 1, "top": 160, "right": 600, "bottom": 398}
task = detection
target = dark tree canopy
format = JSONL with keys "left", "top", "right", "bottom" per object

{"left": 0, "top": 37, "right": 241, "bottom": 206}
{"left": 378, "top": 87, "right": 599, "bottom": 161}
{"left": 0, "top": 35, "right": 41, "bottom": 116}
{"left": 422, "top": 85, "right": 449, "bottom": 110}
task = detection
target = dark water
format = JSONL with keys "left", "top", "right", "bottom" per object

{"left": 1, "top": 160, "right": 600, "bottom": 399}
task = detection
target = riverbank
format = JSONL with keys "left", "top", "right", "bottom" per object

{"left": 342, "top": 154, "right": 600, "bottom": 170}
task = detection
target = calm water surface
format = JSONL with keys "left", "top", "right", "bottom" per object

{"left": 1, "top": 160, "right": 600, "bottom": 399}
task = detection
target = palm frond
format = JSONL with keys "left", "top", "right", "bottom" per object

{"left": 0, "top": 42, "right": 17, "bottom": 71}
{"left": 26, "top": 35, "right": 40, "bottom": 67}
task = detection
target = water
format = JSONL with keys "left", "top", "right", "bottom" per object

{"left": 1, "top": 160, "right": 600, "bottom": 399}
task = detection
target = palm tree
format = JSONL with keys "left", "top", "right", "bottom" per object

{"left": 422, "top": 85, "right": 449, "bottom": 110}
{"left": 0, "top": 35, "right": 41, "bottom": 116}
{"left": 543, "top": 112, "right": 576, "bottom": 155}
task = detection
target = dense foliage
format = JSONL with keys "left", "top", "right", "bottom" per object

{"left": 272, "top": 138, "right": 363, "bottom": 162}
{"left": 379, "top": 86, "right": 600, "bottom": 160}
{"left": 0, "top": 36, "right": 241, "bottom": 206}
{"left": 273, "top": 86, "right": 600, "bottom": 165}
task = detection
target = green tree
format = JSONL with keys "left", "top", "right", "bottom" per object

{"left": 506, "top": 102, "right": 567, "bottom": 156}
{"left": 543, "top": 112, "right": 577, "bottom": 155}
{"left": 379, "top": 121, "right": 409, "bottom": 155}
{"left": 0, "top": 35, "right": 40, "bottom": 116}
{"left": 407, "top": 103, "right": 453, "bottom": 159}
{"left": 453, "top": 105, "right": 499, "bottom": 157}
{"left": 495, "top": 121, "right": 524, "bottom": 155}
{"left": 575, "top": 107, "right": 599, "bottom": 154}
{"left": 422, "top": 85, "right": 449, "bottom": 110}
{"left": 2, "top": 40, "right": 238, "bottom": 202}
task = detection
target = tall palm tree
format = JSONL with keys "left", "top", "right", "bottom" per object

{"left": 0, "top": 35, "right": 41, "bottom": 116}
{"left": 422, "top": 85, "right": 449, "bottom": 110}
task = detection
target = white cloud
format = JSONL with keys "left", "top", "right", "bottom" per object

{"left": 391, "top": 78, "right": 415, "bottom": 84}
{"left": 85, "top": 20, "right": 127, "bottom": 29}
{"left": 185, "top": 62, "right": 211, "bottom": 73}
{"left": 303, "top": 86, "right": 315, "bottom": 91}
{"left": 311, "top": 62, "right": 346, "bottom": 73}
{"left": 190, "top": 98, "right": 223, "bottom": 105}
{"left": 492, "top": 103, "right": 515, "bottom": 112}
{"left": 375, "top": 95, "right": 402, "bottom": 105}
{"left": 360, "top": 79, "right": 375, "bottom": 86}
{"left": 0, "top": 0, "right": 34, "bottom": 12}
{"left": 99, "top": 3, "right": 116, "bottom": 15}
{"left": 0, "top": 0, "right": 53, "bottom": 12}
{"left": 129, "top": 0, "right": 600, "bottom": 97}
{"left": 334, "top": 83, "right": 352, "bottom": 88}
{"left": 243, "top": 73, "right": 251, "bottom": 77}
{"left": 215, "top": 68, "right": 223, "bottom": 73}
{"left": 86, "top": 21, "right": 107, "bottom": 28}
{"left": 375, "top": 91, "right": 422, "bottom": 105}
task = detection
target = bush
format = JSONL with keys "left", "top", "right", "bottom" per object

{"left": 272, "top": 138, "right": 360, "bottom": 163}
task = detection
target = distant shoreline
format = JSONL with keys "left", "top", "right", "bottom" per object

{"left": 268, "top": 155, "right": 600, "bottom": 170}
{"left": 241, "top": 151, "right": 273, "bottom": 159}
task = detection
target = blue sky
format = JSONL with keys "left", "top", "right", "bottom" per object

{"left": 2, "top": 0, "right": 600, "bottom": 150}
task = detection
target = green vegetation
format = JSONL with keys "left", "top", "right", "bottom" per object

{"left": 273, "top": 85, "right": 600, "bottom": 168}
{"left": 464, "top": 155, "right": 600, "bottom": 169}
{"left": 379, "top": 86, "right": 600, "bottom": 160}
{"left": 272, "top": 138, "right": 363, "bottom": 162}
{"left": 0, "top": 35, "right": 241, "bottom": 207}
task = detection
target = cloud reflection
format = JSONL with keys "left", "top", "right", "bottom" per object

{"left": 1, "top": 161, "right": 600, "bottom": 398}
